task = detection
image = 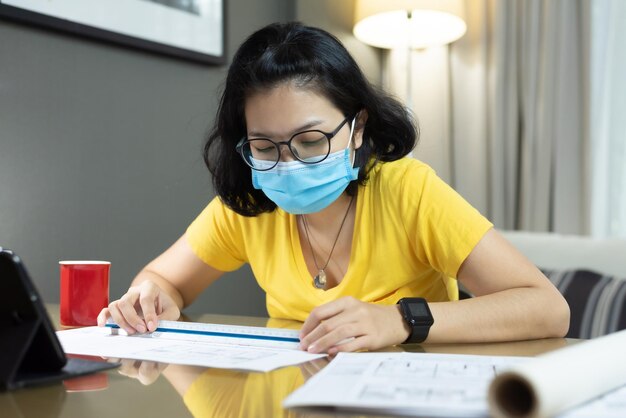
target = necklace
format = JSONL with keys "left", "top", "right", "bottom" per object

{"left": 301, "top": 195, "right": 354, "bottom": 289}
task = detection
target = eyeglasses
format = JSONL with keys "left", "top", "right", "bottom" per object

{"left": 236, "top": 116, "right": 351, "bottom": 171}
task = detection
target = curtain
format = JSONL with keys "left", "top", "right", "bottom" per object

{"left": 590, "top": 0, "right": 626, "bottom": 238}
{"left": 383, "top": 0, "right": 589, "bottom": 234}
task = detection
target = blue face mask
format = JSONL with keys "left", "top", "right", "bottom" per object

{"left": 251, "top": 138, "right": 359, "bottom": 215}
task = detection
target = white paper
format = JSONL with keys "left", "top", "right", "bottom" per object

{"left": 284, "top": 351, "right": 626, "bottom": 417}
{"left": 489, "top": 329, "right": 626, "bottom": 418}
{"left": 559, "top": 386, "right": 626, "bottom": 418}
{"left": 284, "top": 352, "right": 527, "bottom": 417}
{"left": 57, "top": 323, "right": 325, "bottom": 373}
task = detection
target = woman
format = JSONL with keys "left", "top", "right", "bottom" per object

{"left": 98, "top": 22, "right": 569, "bottom": 354}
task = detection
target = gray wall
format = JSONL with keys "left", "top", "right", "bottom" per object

{"left": 0, "top": 0, "right": 294, "bottom": 316}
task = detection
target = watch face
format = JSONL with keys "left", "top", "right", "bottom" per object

{"left": 408, "top": 302, "right": 429, "bottom": 318}
{"left": 399, "top": 298, "right": 433, "bottom": 344}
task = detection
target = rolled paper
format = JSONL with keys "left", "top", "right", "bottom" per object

{"left": 488, "top": 329, "right": 626, "bottom": 418}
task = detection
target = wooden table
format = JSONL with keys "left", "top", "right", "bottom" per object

{"left": 0, "top": 305, "right": 577, "bottom": 418}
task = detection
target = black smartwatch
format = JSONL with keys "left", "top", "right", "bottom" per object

{"left": 397, "top": 297, "right": 434, "bottom": 344}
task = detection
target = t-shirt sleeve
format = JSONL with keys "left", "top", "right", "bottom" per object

{"left": 185, "top": 197, "right": 247, "bottom": 272}
{"left": 402, "top": 163, "right": 493, "bottom": 278}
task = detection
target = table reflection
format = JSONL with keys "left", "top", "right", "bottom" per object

{"left": 0, "top": 382, "right": 66, "bottom": 418}
{"left": 113, "top": 356, "right": 361, "bottom": 418}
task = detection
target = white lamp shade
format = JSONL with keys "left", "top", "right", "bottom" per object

{"left": 354, "top": 0, "right": 467, "bottom": 49}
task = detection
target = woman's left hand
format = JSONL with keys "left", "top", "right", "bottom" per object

{"left": 298, "top": 296, "right": 410, "bottom": 354}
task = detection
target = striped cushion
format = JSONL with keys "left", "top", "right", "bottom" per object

{"left": 542, "top": 269, "right": 626, "bottom": 339}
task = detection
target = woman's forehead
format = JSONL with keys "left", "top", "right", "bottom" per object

{"left": 245, "top": 82, "right": 331, "bottom": 109}
{"left": 244, "top": 83, "right": 342, "bottom": 136}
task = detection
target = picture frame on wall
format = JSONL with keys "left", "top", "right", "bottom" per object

{"left": 0, "top": 0, "right": 225, "bottom": 65}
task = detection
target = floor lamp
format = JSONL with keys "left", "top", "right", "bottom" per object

{"left": 353, "top": 0, "right": 467, "bottom": 109}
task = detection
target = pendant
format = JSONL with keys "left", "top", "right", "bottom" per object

{"left": 313, "top": 270, "right": 327, "bottom": 289}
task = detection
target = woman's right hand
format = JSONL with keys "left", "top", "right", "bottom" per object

{"left": 105, "top": 358, "right": 169, "bottom": 386}
{"left": 97, "top": 280, "right": 181, "bottom": 334}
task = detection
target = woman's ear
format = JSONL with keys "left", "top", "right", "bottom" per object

{"left": 353, "top": 109, "right": 368, "bottom": 150}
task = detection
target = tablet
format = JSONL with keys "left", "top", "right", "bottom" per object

{"left": 0, "top": 248, "right": 118, "bottom": 391}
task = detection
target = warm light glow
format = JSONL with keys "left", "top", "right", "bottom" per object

{"left": 353, "top": 0, "right": 467, "bottom": 49}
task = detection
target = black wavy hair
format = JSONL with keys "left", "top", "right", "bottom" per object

{"left": 204, "top": 22, "right": 418, "bottom": 216}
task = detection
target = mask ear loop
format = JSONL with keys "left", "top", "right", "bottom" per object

{"left": 347, "top": 112, "right": 360, "bottom": 167}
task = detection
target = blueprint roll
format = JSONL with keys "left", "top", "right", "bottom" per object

{"left": 488, "top": 329, "right": 626, "bottom": 418}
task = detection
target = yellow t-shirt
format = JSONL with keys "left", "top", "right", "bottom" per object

{"left": 183, "top": 367, "right": 304, "bottom": 418}
{"left": 182, "top": 317, "right": 317, "bottom": 417}
{"left": 186, "top": 157, "right": 493, "bottom": 320}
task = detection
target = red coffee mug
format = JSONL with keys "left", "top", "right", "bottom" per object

{"left": 59, "top": 261, "right": 110, "bottom": 327}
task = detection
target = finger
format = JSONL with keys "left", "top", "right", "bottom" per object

{"left": 307, "top": 322, "right": 362, "bottom": 354}
{"left": 137, "top": 283, "right": 160, "bottom": 332}
{"left": 328, "top": 335, "right": 371, "bottom": 355}
{"left": 158, "top": 301, "right": 181, "bottom": 322}
{"left": 299, "top": 358, "right": 327, "bottom": 380}
{"left": 156, "top": 362, "right": 169, "bottom": 374}
{"left": 137, "top": 361, "right": 162, "bottom": 385}
{"left": 108, "top": 301, "right": 137, "bottom": 335}
{"left": 300, "top": 300, "right": 344, "bottom": 338}
{"left": 97, "top": 308, "right": 110, "bottom": 326}
{"left": 298, "top": 363, "right": 315, "bottom": 381}
{"left": 117, "top": 359, "right": 140, "bottom": 378}
{"left": 117, "top": 292, "right": 147, "bottom": 333}
{"left": 309, "top": 357, "right": 330, "bottom": 372}
{"left": 300, "top": 308, "right": 360, "bottom": 351}
{"left": 300, "top": 297, "right": 353, "bottom": 340}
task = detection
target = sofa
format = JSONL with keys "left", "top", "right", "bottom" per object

{"left": 500, "top": 230, "right": 626, "bottom": 339}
